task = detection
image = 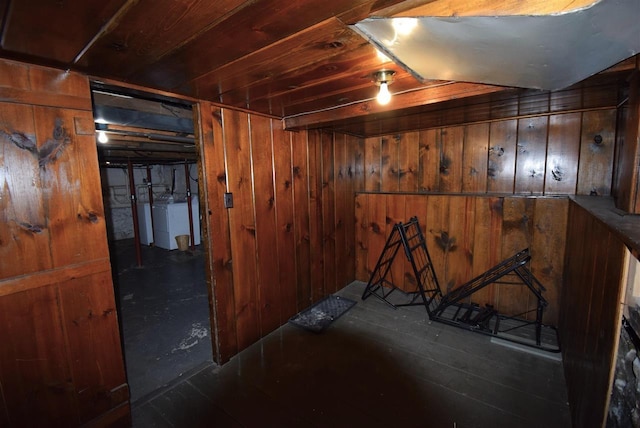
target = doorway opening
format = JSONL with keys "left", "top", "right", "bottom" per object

{"left": 90, "top": 83, "right": 214, "bottom": 404}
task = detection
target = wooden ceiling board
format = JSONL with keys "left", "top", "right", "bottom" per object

{"left": 186, "top": 18, "right": 364, "bottom": 103}
{"left": 1, "top": 0, "right": 128, "bottom": 64}
{"left": 75, "top": 0, "right": 249, "bottom": 77}
{"left": 128, "top": 0, "right": 408, "bottom": 91}
{"left": 215, "top": 41, "right": 400, "bottom": 114}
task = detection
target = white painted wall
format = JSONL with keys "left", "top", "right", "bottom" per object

{"left": 100, "top": 164, "right": 199, "bottom": 241}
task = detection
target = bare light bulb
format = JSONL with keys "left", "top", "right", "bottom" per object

{"left": 98, "top": 131, "right": 108, "bottom": 143}
{"left": 377, "top": 82, "right": 391, "bottom": 105}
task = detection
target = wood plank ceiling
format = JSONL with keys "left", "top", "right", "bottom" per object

{"left": 0, "top": 0, "right": 636, "bottom": 141}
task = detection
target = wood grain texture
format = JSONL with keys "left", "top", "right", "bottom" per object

{"left": 355, "top": 193, "right": 566, "bottom": 325}
{"left": 487, "top": 119, "right": 517, "bottom": 193}
{"left": 224, "top": 108, "right": 261, "bottom": 349}
{"left": 577, "top": 109, "right": 617, "bottom": 196}
{"left": 272, "top": 120, "right": 298, "bottom": 320}
{"left": 613, "top": 73, "right": 640, "bottom": 212}
{"left": 250, "top": 115, "right": 281, "bottom": 333}
{"left": 515, "top": 116, "right": 548, "bottom": 194}
{"left": 0, "top": 60, "right": 128, "bottom": 426}
{"left": 545, "top": 113, "right": 581, "bottom": 194}
{"left": 196, "top": 103, "right": 237, "bottom": 363}
{"left": 560, "top": 200, "right": 627, "bottom": 428}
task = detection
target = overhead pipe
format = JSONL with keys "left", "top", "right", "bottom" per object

{"left": 127, "top": 159, "right": 143, "bottom": 267}
{"left": 146, "top": 165, "right": 156, "bottom": 245}
{"left": 184, "top": 161, "right": 196, "bottom": 251}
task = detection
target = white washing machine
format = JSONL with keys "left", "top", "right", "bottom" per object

{"left": 152, "top": 198, "right": 201, "bottom": 250}
{"left": 137, "top": 202, "right": 154, "bottom": 245}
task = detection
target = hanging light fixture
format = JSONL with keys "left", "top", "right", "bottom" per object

{"left": 373, "top": 70, "right": 395, "bottom": 105}
{"left": 95, "top": 122, "right": 109, "bottom": 143}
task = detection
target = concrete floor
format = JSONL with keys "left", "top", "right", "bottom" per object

{"left": 110, "top": 239, "right": 213, "bottom": 404}
{"left": 130, "top": 281, "right": 571, "bottom": 428}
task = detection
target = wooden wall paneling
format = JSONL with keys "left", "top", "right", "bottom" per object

{"left": 367, "top": 194, "right": 387, "bottom": 284}
{"left": 498, "top": 197, "right": 534, "bottom": 317}
{"left": 334, "top": 133, "right": 349, "bottom": 290}
{"left": 344, "top": 134, "right": 363, "bottom": 283}
{"left": 425, "top": 195, "right": 450, "bottom": 292}
{"left": 529, "top": 198, "right": 568, "bottom": 325}
{"left": 58, "top": 271, "right": 128, "bottom": 424}
{"left": 462, "top": 123, "right": 489, "bottom": 193}
{"left": 0, "top": 287, "right": 77, "bottom": 426}
{"left": 613, "top": 73, "right": 640, "bottom": 212}
{"left": 385, "top": 194, "right": 408, "bottom": 290}
{"left": 398, "top": 131, "right": 419, "bottom": 192}
{"left": 291, "top": 130, "right": 312, "bottom": 311}
{"left": 272, "top": 121, "right": 298, "bottom": 320}
{"left": 438, "top": 126, "right": 464, "bottom": 192}
{"left": 224, "top": 109, "right": 260, "bottom": 350}
{"left": 321, "top": 131, "right": 337, "bottom": 294}
{"left": 0, "top": 60, "right": 128, "bottom": 425}
{"left": 34, "top": 106, "right": 109, "bottom": 268}
{"left": 308, "top": 130, "right": 325, "bottom": 303}
{"left": 515, "top": 116, "right": 548, "bottom": 194}
{"left": 418, "top": 129, "right": 439, "bottom": 192}
{"left": 404, "top": 194, "right": 428, "bottom": 292}
{"left": 0, "top": 102, "right": 52, "bottom": 278}
{"left": 380, "top": 134, "right": 400, "bottom": 192}
{"left": 487, "top": 119, "right": 517, "bottom": 193}
{"left": 196, "top": 104, "right": 237, "bottom": 363}
{"left": 577, "top": 109, "right": 617, "bottom": 196}
{"left": 445, "top": 196, "right": 475, "bottom": 293}
{"left": 364, "top": 136, "right": 381, "bottom": 192}
{"left": 544, "top": 113, "right": 581, "bottom": 195}
{"left": 355, "top": 193, "right": 369, "bottom": 281}
{"left": 250, "top": 115, "right": 281, "bottom": 333}
{"left": 469, "top": 197, "right": 504, "bottom": 308}
{"left": 560, "top": 201, "right": 628, "bottom": 428}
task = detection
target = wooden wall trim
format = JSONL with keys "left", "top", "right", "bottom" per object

{"left": 0, "top": 87, "right": 92, "bottom": 110}
{"left": 0, "top": 258, "right": 111, "bottom": 297}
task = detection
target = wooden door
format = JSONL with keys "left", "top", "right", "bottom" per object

{"left": 0, "top": 59, "right": 129, "bottom": 426}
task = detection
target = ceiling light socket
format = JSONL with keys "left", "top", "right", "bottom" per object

{"left": 373, "top": 70, "right": 396, "bottom": 86}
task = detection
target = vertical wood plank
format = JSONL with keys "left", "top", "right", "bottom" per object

{"left": 59, "top": 272, "right": 127, "bottom": 423}
{"left": 197, "top": 104, "right": 237, "bottom": 362}
{"left": 307, "top": 130, "right": 325, "bottom": 303}
{"left": 291, "top": 130, "right": 312, "bottom": 311}
{"left": 462, "top": 123, "right": 489, "bottom": 193}
{"left": 470, "top": 197, "right": 504, "bottom": 307}
{"left": 439, "top": 126, "right": 464, "bottom": 193}
{"left": 418, "top": 129, "right": 439, "bottom": 192}
{"left": 355, "top": 193, "right": 368, "bottom": 281}
{"left": 425, "top": 195, "right": 449, "bottom": 292}
{"left": 321, "top": 132, "right": 337, "bottom": 294}
{"left": 530, "top": 198, "right": 568, "bottom": 325}
{"left": 385, "top": 194, "right": 407, "bottom": 290}
{"left": 498, "top": 197, "right": 534, "bottom": 317}
{"left": 446, "top": 196, "right": 475, "bottom": 292}
{"left": 398, "top": 131, "right": 419, "bottom": 192}
{"left": 0, "top": 287, "right": 77, "bottom": 426}
{"left": 487, "top": 119, "right": 517, "bottom": 193}
{"left": 34, "top": 106, "right": 109, "bottom": 268}
{"left": 364, "top": 136, "right": 381, "bottom": 192}
{"left": 545, "top": 113, "right": 581, "bottom": 195}
{"left": 250, "top": 115, "right": 280, "bottom": 333}
{"left": 334, "top": 133, "right": 349, "bottom": 291}
{"left": 404, "top": 194, "right": 428, "bottom": 292}
{"left": 224, "top": 109, "right": 260, "bottom": 350}
{"left": 272, "top": 123, "right": 297, "bottom": 321}
{"left": 380, "top": 134, "right": 399, "bottom": 192}
{"left": 367, "top": 194, "right": 387, "bottom": 283}
{"left": 0, "top": 102, "right": 52, "bottom": 278}
{"left": 577, "top": 109, "right": 617, "bottom": 196}
{"left": 515, "top": 116, "right": 548, "bottom": 194}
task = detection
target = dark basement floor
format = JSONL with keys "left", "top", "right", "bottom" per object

{"left": 114, "top": 243, "right": 571, "bottom": 428}
{"left": 110, "top": 239, "right": 213, "bottom": 405}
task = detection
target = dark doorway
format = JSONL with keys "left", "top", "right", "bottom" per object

{"left": 91, "top": 85, "right": 214, "bottom": 403}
